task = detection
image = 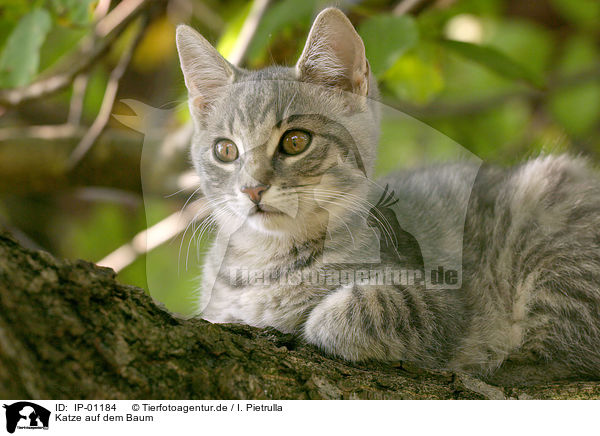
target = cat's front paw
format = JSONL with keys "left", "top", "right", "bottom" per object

{"left": 303, "top": 285, "right": 388, "bottom": 361}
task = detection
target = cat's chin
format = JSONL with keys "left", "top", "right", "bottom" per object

{"left": 244, "top": 210, "right": 293, "bottom": 235}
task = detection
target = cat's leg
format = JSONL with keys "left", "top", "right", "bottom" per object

{"left": 303, "top": 284, "right": 460, "bottom": 365}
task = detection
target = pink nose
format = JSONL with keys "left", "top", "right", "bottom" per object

{"left": 241, "top": 184, "right": 270, "bottom": 204}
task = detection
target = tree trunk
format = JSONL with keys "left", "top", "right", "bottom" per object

{"left": 0, "top": 231, "right": 599, "bottom": 400}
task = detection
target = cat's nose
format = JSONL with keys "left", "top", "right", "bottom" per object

{"left": 241, "top": 184, "right": 270, "bottom": 204}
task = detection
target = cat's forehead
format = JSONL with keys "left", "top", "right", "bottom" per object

{"left": 206, "top": 84, "right": 284, "bottom": 147}
{"left": 210, "top": 73, "right": 342, "bottom": 133}
{"left": 206, "top": 81, "right": 320, "bottom": 146}
{"left": 220, "top": 78, "right": 298, "bottom": 121}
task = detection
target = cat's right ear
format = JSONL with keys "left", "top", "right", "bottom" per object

{"left": 296, "top": 8, "right": 370, "bottom": 96}
{"left": 176, "top": 25, "right": 235, "bottom": 112}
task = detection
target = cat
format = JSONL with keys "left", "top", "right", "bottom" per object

{"left": 175, "top": 7, "right": 600, "bottom": 379}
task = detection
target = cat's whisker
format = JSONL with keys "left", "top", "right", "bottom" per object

{"left": 178, "top": 198, "right": 229, "bottom": 272}
{"left": 320, "top": 190, "right": 399, "bottom": 247}
{"left": 282, "top": 90, "right": 298, "bottom": 119}
{"left": 186, "top": 210, "right": 223, "bottom": 271}
{"left": 178, "top": 200, "right": 216, "bottom": 267}
{"left": 296, "top": 197, "right": 356, "bottom": 247}
{"left": 180, "top": 185, "right": 205, "bottom": 216}
{"left": 303, "top": 196, "right": 382, "bottom": 248}
{"left": 308, "top": 190, "right": 397, "bottom": 247}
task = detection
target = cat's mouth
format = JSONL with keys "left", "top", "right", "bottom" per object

{"left": 249, "top": 204, "right": 285, "bottom": 216}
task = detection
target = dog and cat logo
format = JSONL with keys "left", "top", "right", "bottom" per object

{"left": 2, "top": 402, "right": 50, "bottom": 433}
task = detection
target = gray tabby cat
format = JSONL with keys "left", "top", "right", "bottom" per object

{"left": 175, "top": 8, "right": 600, "bottom": 379}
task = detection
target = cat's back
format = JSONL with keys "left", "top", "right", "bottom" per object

{"left": 381, "top": 155, "right": 600, "bottom": 375}
{"left": 464, "top": 155, "right": 600, "bottom": 374}
{"left": 463, "top": 154, "right": 600, "bottom": 259}
{"left": 379, "top": 155, "right": 599, "bottom": 259}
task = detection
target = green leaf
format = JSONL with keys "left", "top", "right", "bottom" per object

{"left": 82, "top": 66, "right": 108, "bottom": 120}
{"left": 548, "top": 35, "right": 600, "bottom": 136}
{"left": 382, "top": 46, "right": 444, "bottom": 104}
{"left": 50, "top": 0, "right": 96, "bottom": 27}
{"left": 39, "top": 24, "right": 87, "bottom": 72}
{"left": 550, "top": 84, "right": 600, "bottom": 136}
{"left": 550, "top": 0, "right": 600, "bottom": 30}
{"left": 485, "top": 20, "right": 553, "bottom": 79}
{"left": 0, "top": 8, "right": 52, "bottom": 88}
{"left": 441, "top": 39, "right": 543, "bottom": 88}
{"left": 359, "top": 14, "right": 419, "bottom": 77}
{"left": 246, "top": 0, "right": 320, "bottom": 63}
{"left": 0, "top": 0, "right": 33, "bottom": 49}
{"left": 216, "top": 1, "right": 253, "bottom": 60}
{"left": 430, "top": 100, "right": 531, "bottom": 163}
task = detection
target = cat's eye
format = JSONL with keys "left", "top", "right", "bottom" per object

{"left": 280, "top": 130, "right": 311, "bottom": 156}
{"left": 214, "top": 139, "right": 239, "bottom": 162}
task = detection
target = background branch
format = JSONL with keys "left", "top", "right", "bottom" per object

{"left": 67, "top": 18, "right": 149, "bottom": 169}
{"left": 96, "top": 200, "right": 201, "bottom": 272}
{"left": 67, "top": 74, "right": 90, "bottom": 126}
{"left": 228, "top": 0, "right": 271, "bottom": 66}
{"left": 0, "top": 0, "right": 150, "bottom": 107}
{"left": 393, "top": 0, "right": 428, "bottom": 15}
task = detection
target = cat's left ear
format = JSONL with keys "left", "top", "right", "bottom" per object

{"left": 296, "top": 8, "right": 369, "bottom": 96}
{"left": 176, "top": 25, "right": 236, "bottom": 112}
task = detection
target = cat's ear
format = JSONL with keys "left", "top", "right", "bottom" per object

{"left": 176, "top": 25, "right": 235, "bottom": 111}
{"left": 296, "top": 8, "right": 369, "bottom": 95}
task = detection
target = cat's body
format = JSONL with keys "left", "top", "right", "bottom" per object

{"left": 176, "top": 8, "right": 600, "bottom": 378}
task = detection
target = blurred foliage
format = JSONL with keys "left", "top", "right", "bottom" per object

{"left": 360, "top": 14, "right": 418, "bottom": 76}
{"left": 0, "top": 0, "right": 599, "bottom": 316}
{"left": 49, "top": 0, "right": 97, "bottom": 27}
{"left": 0, "top": 8, "right": 52, "bottom": 87}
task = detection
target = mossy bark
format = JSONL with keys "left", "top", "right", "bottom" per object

{"left": 0, "top": 231, "right": 598, "bottom": 399}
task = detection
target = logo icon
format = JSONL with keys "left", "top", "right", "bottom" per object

{"left": 3, "top": 402, "right": 50, "bottom": 434}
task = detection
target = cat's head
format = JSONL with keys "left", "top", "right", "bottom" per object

{"left": 176, "top": 8, "right": 380, "bottom": 240}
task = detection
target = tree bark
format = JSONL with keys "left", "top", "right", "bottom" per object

{"left": 0, "top": 231, "right": 599, "bottom": 400}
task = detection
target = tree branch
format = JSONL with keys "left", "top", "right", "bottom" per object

{"left": 96, "top": 200, "right": 202, "bottom": 272}
{"left": 228, "top": 0, "right": 271, "bottom": 66}
{"left": 67, "top": 18, "right": 148, "bottom": 169}
{"left": 393, "top": 0, "right": 427, "bottom": 15}
{"left": 1, "top": 231, "right": 599, "bottom": 399}
{"left": 0, "top": 0, "right": 150, "bottom": 107}
{"left": 67, "top": 74, "right": 90, "bottom": 126}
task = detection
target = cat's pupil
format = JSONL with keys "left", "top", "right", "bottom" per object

{"left": 281, "top": 130, "right": 311, "bottom": 155}
{"left": 214, "top": 139, "right": 238, "bottom": 162}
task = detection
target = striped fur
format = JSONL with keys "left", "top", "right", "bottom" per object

{"left": 176, "top": 8, "right": 600, "bottom": 378}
